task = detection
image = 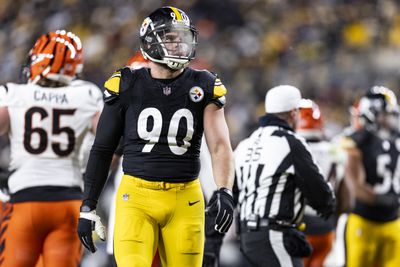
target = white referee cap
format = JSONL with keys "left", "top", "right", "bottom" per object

{"left": 265, "top": 85, "right": 302, "bottom": 113}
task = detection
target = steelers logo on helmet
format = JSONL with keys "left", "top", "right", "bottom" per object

{"left": 189, "top": 86, "right": 204, "bottom": 102}
{"left": 139, "top": 6, "right": 198, "bottom": 70}
{"left": 140, "top": 17, "right": 152, "bottom": 37}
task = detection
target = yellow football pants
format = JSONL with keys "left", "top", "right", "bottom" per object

{"left": 114, "top": 174, "right": 205, "bottom": 267}
{"left": 345, "top": 213, "right": 400, "bottom": 267}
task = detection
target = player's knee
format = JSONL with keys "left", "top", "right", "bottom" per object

{"left": 179, "top": 223, "right": 204, "bottom": 254}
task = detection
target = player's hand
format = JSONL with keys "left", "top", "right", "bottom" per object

{"left": 205, "top": 188, "right": 234, "bottom": 234}
{"left": 77, "top": 206, "right": 106, "bottom": 253}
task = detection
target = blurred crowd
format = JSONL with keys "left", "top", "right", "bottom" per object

{"left": 1, "top": 0, "right": 400, "bottom": 144}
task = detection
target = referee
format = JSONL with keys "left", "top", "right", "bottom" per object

{"left": 235, "top": 85, "right": 336, "bottom": 267}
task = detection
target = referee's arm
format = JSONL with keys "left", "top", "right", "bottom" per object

{"left": 287, "top": 135, "right": 336, "bottom": 217}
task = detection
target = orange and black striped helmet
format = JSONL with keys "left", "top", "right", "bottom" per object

{"left": 297, "top": 99, "right": 324, "bottom": 140}
{"left": 24, "top": 30, "right": 83, "bottom": 84}
{"left": 61, "top": 30, "right": 84, "bottom": 74}
{"left": 126, "top": 51, "right": 149, "bottom": 69}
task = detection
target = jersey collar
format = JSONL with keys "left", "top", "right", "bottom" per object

{"left": 259, "top": 114, "right": 293, "bottom": 131}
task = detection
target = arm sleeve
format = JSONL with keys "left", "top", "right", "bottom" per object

{"left": 82, "top": 99, "right": 124, "bottom": 209}
{"left": 287, "top": 135, "right": 336, "bottom": 215}
{"left": 114, "top": 138, "right": 124, "bottom": 156}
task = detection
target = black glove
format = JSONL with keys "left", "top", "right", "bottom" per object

{"left": 375, "top": 193, "right": 399, "bottom": 209}
{"left": 205, "top": 188, "right": 234, "bottom": 234}
{"left": 77, "top": 205, "right": 106, "bottom": 253}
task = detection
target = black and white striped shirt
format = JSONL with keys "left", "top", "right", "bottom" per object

{"left": 235, "top": 114, "right": 335, "bottom": 224}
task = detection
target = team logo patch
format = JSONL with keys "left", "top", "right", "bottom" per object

{"left": 189, "top": 86, "right": 204, "bottom": 102}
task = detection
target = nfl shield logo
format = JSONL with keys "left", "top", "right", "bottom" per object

{"left": 163, "top": 86, "right": 171, "bottom": 96}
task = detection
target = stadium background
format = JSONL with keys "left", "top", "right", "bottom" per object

{"left": 1, "top": 0, "right": 400, "bottom": 266}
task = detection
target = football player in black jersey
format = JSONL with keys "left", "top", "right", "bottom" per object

{"left": 344, "top": 86, "right": 400, "bottom": 267}
{"left": 77, "top": 6, "right": 235, "bottom": 267}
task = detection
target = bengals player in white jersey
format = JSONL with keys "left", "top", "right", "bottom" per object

{"left": 0, "top": 30, "right": 102, "bottom": 267}
{"left": 296, "top": 99, "right": 341, "bottom": 267}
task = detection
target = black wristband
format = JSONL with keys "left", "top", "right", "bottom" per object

{"left": 81, "top": 199, "right": 97, "bottom": 211}
{"left": 218, "top": 187, "right": 233, "bottom": 197}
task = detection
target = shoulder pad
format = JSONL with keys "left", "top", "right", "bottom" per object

{"left": 210, "top": 73, "right": 228, "bottom": 108}
{"left": 213, "top": 78, "right": 227, "bottom": 98}
{"left": 340, "top": 136, "right": 357, "bottom": 150}
{"left": 104, "top": 70, "right": 122, "bottom": 94}
{"left": 202, "top": 71, "right": 228, "bottom": 98}
{"left": 193, "top": 69, "right": 227, "bottom": 107}
{"left": 103, "top": 67, "right": 134, "bottom": 102}
{"left": 347, "top": 129, "right": 370, "bottom": 149}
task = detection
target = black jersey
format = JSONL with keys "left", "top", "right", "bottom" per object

{"left": 103, "top": 67, "right": 227, "bottom": 181}
{"left": 349, "top": 129, "right": 400, "bottom": 222}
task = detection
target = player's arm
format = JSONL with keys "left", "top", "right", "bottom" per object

{"left": 335, "top": 173, "right": 354, "bottom": 215}
{"left": 0, "top": 85, "right": 10, "bottom": 135}
{"left": 82, "top": 102, "right": 124, "bottom": 208}
{"left": 329, "top": 143, "right": 354, "bottom": 214}
{"left": 0, "top": 107, "right": 9, "bottom": 136}
{"left": 78, "top": 70, "right": 127, "bottom": 253}
{"left": 343, "top": 141, "right": 394, "bottom": 207}
{"left": 203, "top": 77, "right": 235, "bottom": 234}
{"left": 344, "top": 146, "right": 376, "bottom": 204}
{"left": 204, "top": 104, "right": 234, "bottom": 190}
{"left": 287, "top": 135, "right": 336, "bottom": 218}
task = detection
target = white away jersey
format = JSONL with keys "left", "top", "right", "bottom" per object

{"left": 0, "top": 81, "right": 103, "bottom": 193}
{"left": 304, "top": 140, "right": 339, "bottom": 216}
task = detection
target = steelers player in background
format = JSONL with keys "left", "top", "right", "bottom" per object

{"left": 343, "top": 86, "right": 400, "bottom": 267}
{"left": 0, "top": 30, "right": 103, "bottom": 267}
{"left": 296, "top": 99, "right": 351, "bottom": 267}
{"left": 77, "top": 6, "right": 235, "bottom": 267}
